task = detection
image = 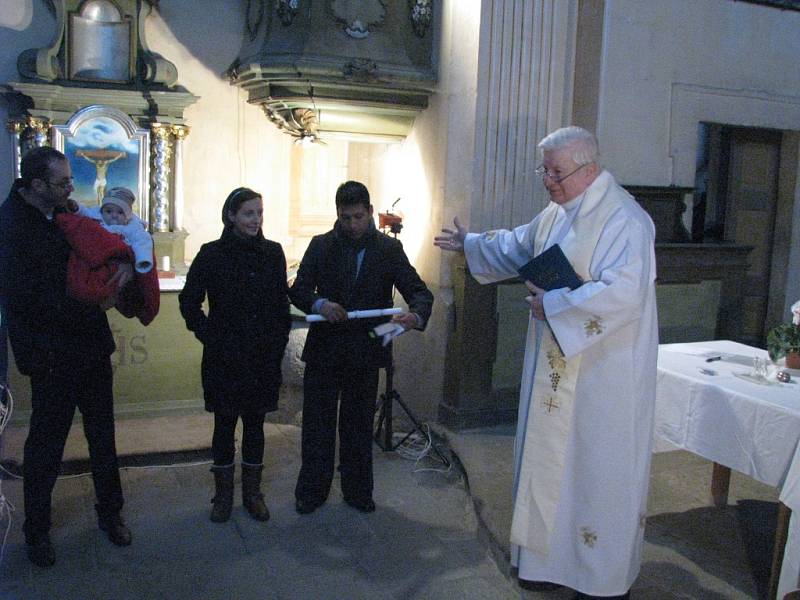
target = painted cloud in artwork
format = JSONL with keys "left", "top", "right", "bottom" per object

{"left": 68, "top": 117, "right": 140, "bottom": 155}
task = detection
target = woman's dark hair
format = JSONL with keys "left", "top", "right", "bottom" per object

{"left": 335, "top": 180, "right": 370, "bottom": 210}
{"left": 20, "top": 146, "right": 67, "bottom": 188}
{"left": 221, "top": 187, "right": 261, "bottom": 227}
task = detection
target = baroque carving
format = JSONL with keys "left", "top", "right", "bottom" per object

{"left": 276, "top": 0, "right": 300, "bottom": 26}
{"left": 409, "top": 0, "right": 433, "bottom": 38}
{"left": 17, "top": 0, "right": 176, "bottom": 87}
{"left": 246, "top": 0, "right": 265, "bottom": 39}
{"left": 330, "top": 0, "right": 385, "bottom": 38}
{"left": 342, "top": 59, "right": 379, "bottom": 82}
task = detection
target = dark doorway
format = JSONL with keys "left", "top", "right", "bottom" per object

{"left": 694, "top": 124, "right": 783, "bottom": 346}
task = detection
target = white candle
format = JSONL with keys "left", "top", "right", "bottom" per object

{"left": 161, "top": 255, "right": 170, "bottom": 272}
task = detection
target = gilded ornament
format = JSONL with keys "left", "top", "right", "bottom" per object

{"left": 6, "top": 119, "right": 27, "bottom": 135}
{"left": 584, "top": 316, "right": 604, "bottom": 336}
{"left": 171, "top": 124, "right": 191, "bottom": 140}
{"left": 580, "top": 526, "right": 597, "bottom": 548}
{"left": 546, "top": 347, "right": 566, "bottom": 371}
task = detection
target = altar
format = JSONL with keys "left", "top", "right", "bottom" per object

{"left": 655, "top": 340, "right": 800, "bottom": 599}
{"left": 4, "top": 283, "right": 204, "bottom": 422}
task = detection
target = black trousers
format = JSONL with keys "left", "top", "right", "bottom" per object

{"left": 212, "top": 410, "right": 265, "bottom": 466}
{"left": 295, "top": 363, "right": 379, "bottom": 504}
{"left": 23, "top": 359, "right": 123, "bottom": 542}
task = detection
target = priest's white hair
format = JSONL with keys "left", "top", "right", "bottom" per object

{"left": 538, "top": 126, "right": 599, "bottom": 166}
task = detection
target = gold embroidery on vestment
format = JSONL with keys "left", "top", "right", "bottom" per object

{"left": 545, "top": 346, "right": 566, "bottom": 391}
{"left": 542, "top": 397, "right": 559, "bottom": 413}
{"left": 584, "top": 316, "right": 604, "bottom": 336}
{"left": 580, "top": 526, "right": 597, "bottom": 548}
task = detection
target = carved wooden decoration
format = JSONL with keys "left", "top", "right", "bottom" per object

{"left": 330, "top": 0, "right": 386, "bottom": 38}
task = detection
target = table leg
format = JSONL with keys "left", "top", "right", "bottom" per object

{"left": 768, "top": 502, "right": 791, "bottom": 600}
{"left": 711, "top": 462, "right": 731, "bottom": 507}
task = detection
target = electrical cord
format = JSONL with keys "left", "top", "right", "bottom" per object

{"left": 392, "top": 423, "right": 451, "bottom": 474}
{"left": 0, "top": 383, "right": 16, "bottom": 565}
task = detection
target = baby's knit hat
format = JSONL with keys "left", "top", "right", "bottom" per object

{"left": 101, "top": 187, "right": 135, "bottom": 221}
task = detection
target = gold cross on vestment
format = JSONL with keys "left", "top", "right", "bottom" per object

{"left": 543, "top": 397, "right": 559, "bottom": 413}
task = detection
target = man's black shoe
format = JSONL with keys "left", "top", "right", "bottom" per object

{"left": 99, "top": 514, "right": 132, "bottom": 547}
{"left": 517, "top": 579, "right": 562, "bottom": 591}
{"left": 344, "top": 497, "right": 376, "bottom": 513}
{"left": 26, "top": 536, "right": 55, "bottom": 567}
{"left": 295, "top": 498, "right": 322, "bottom": 514}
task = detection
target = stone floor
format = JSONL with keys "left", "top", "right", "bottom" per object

{"left": 0, "top": 409, "right": 784, "bottom": 600}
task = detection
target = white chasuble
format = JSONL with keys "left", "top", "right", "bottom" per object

{"left": 509, "top": 189, "right": 618, "bottom": 556}
{"left": 463, "top": 170, "right": 659, "bottom": 596}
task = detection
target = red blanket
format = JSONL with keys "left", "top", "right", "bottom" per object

{"left": 55, "top": 212, "right": 160, "bottom": 326}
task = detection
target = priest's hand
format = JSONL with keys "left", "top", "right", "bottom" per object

{"left": 319, "top": 300, "right": 348, "bottom": 323}
{"left": 524, "top": 281, "right": 546, "bottom": 320}
{"left": 434, "top": 217, "right": 467, "bottom": 253}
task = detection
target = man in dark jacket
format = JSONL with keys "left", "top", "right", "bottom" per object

{"left": 0, "top": 146, "right": 133, "bottom": 567}
{"left": 290, "top": 180, "right": 433, "bottom": 514}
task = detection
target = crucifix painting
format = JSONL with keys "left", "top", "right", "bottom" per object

{"left": 52, "top": 105, "right": 150, "bottom": 222}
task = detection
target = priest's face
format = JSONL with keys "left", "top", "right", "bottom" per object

{"left": 539, "top": 147, "right": 597, "bottom": 204}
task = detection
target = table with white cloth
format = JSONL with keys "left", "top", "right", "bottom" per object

{"left": 656, "top": 340, "right": 800, "bottom": 600}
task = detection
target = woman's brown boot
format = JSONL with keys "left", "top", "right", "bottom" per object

{"left": 210, "top": 464, "right": 235, "bottom": 523}
{"left": 241, "top": 463, "right": 270, "bottom": 522}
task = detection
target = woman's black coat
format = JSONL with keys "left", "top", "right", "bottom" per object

{"left": 179, "top": 228, "right": 291, "bottom": 415}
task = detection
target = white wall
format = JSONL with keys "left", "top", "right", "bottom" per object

{"left": 598, "top": 0, "right": 800, "bottom": 185}
{"left": 147, "top": 1, "right": 294, "bottom": 261}
{"left": 383, "top": 0, "right": 483, "bottom": 420}
{"left": 597, "top": 0, "right": 800, "bottom": 315}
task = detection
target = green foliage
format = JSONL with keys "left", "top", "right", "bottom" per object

{"left": 767, "top": 323, "right": 800, "bottom": 361}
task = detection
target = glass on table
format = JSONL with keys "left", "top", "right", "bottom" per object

{"left": 751, "top": 356, "right": 769, "bottom": 380}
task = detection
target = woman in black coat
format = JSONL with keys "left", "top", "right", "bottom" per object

{"left": 179, "top": 187, "right": 291, "bottom": 523}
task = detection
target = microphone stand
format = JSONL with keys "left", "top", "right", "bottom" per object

{"left": 373, "top": 220, "right": 449, "bottom": 467}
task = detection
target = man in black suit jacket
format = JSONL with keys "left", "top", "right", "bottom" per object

{"left": 289, "top": 180, "right": 433, "bottom": 514}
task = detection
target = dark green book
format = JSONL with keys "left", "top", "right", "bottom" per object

{"left": 517, "top": 244, "right": 582, "bottom": 290}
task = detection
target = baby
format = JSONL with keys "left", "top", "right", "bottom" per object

{"left": 57, "top": 186, "right": 160, "bottom": 325}
{"left": 77, "top": 187, "right": 153, "bottom": 273}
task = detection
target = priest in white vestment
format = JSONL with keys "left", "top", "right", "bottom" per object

{"left": 435, "top": 126, "right": 658, "bottom": 599}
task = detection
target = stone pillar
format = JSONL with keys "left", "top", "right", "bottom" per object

{"left": 150, "top": 122, "right": 173, "bottom": 233}
{"left": 439, "top": 0, "right": 579, "bottom": 428}
{"left": 471, "top": 0, "right": 578, "bottom": 229}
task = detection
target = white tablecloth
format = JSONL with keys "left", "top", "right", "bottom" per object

{"left": 655, "top": 340, "right": 800, "bottom": 597}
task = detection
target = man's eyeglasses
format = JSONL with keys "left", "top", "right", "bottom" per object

{"left": 534, "top": 163, "right": 588, "bottom": 184}
{"left": 45, "top": 177, "right": 74, "bottom": 190}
